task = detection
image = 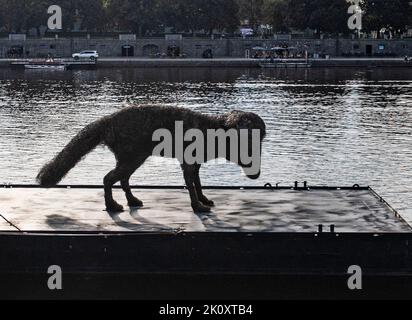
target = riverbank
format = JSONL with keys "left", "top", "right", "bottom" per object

{"left": 2, "top": 57, "right": 412, "bottom": 69}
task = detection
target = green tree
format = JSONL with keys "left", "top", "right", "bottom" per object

{"left": 1, "top": 0, "right": 411, "bottom": 36}
{"left": 237, "top": 0, "right": 264, "bottom": 29}
{"left": 106, "top": 0, "right": 164, "bottom": 35}
{"left": 283, "top": 0, "right": 349, "bottom": 34}
{"left": 198, "top": 0, "right": 239, "bottom": 34}
{"left": 307, "top": 0, "right": 348, "bottom": 34}
{"left": 263, "top": 0, "right": 290, "bottom": 32}
{"left": 362, "top": 0, "right": 412, "bottom": 34}
{"left": 0, "top": 0, "right": 56, "bottom": 34}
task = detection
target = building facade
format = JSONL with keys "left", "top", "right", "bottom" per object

{"left": 1, "top": 36, "right": 411, "bottom": 58}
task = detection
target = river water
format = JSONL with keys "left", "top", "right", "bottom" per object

{"left": 0, "top": 67, "right": 411, "bottom": 221}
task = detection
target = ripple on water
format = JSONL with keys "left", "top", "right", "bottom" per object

{"left": 0, "top": 67, "right": 411, "bottom": 222}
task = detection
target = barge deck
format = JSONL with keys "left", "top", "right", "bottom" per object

{"left": 1, "top": 184, "right": 411, "bottom": 299}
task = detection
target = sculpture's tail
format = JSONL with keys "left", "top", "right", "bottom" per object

{"left": 36, "top": 119, "right": 107, "bottom": 187}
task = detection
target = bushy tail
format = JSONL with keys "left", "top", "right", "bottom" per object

{"left": 36, "top": 118, "right": 107, "bottom": 187}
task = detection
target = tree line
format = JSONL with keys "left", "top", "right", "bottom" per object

{"left": 0, "top": 0, "right": 411, "bottom": 36}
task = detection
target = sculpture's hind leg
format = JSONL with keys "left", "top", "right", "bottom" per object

{"left": 104, "top": 166, "right": 125, "bottom": 213}
{"left": 104, "top": 160, "right": 143, "bottom": 213}
{"left": 121, "top": 178, "right": 143, "bottom": 207}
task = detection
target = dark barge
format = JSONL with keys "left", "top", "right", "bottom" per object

{"left": 0, "top": 183, "right": 411, "bottom": 299}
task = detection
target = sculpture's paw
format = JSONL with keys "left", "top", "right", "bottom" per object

{"left": 128, "top": 197, "right": 144, "bottom": 208}
{"left": 192, "top": 203, "right": 211, "bottom": 213}
{"left": 200, "top": 198, "right": 215, "bottom": 207}
{"left": 106, "top": 202, "right": 124, "bottom": 213}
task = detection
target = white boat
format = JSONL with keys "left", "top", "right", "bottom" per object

{"left": 24, "top": 63, "right": 66, "bottom": 70}
{"left": 260, "top": 62, "right": 312, "bottom": 68}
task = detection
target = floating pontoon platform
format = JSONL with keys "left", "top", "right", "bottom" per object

{"left": 1, "top": 184, "right": 411, "bottom": 299}
{"left": 0, "top": 184, "right": 409, "bottom": 233}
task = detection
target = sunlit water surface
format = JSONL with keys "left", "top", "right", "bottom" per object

{"left": 0, "top": 67, "right": 411, "bottom": 222}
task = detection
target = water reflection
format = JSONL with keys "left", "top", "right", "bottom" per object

{"left": 0, "top": 67, "right": 411, "bottom": 221}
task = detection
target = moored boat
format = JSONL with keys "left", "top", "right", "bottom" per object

{"left": 260, "top": 61, "right": 312, "bottom": 68}
{"left": 24, "top": 64, "right": 66, "bottom": 70}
